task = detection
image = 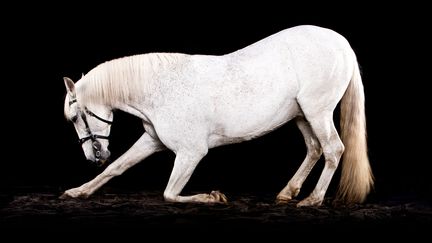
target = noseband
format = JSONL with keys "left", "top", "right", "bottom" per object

{"left": 70, "top": 98, "right": 112, "bottom": 161}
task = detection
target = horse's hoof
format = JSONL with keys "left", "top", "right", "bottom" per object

{"left": 210, "top": 190, "right": 228, "bottom": 204}
{"left": 59, "top": 188, "right": 89, "bottom": 199}
{"left": 275, "top": 195, "right": 292, "bottom": 204}
{"left": 59, "top": 193, "right": 71, "bottom": 200}
{"left": 297, "top": 196, "right": 322, "bottom": 207}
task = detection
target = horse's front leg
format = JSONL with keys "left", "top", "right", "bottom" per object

{"left": 162, "top": 149, "right": 228, "bottom": 204}
{"left": 60, "top": 133, "right": 164, "bottom": 199}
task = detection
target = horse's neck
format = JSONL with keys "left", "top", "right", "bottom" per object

{"left": 78, "top": 53, "right": 189, "bottom": 117}
{"left": 77, "top": 55, "right": 149, "bottom": 107}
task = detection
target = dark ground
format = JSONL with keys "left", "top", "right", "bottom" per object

{"left": 1, "top": 187, "right": 431, "bottom": 238}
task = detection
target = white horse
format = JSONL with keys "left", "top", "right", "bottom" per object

{"left": 62, "top": 25, "right": 373, "bottom": 206}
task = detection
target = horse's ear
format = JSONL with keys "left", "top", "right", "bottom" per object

{"left": 63, "top": 77, "right": 76, "bottom": 98}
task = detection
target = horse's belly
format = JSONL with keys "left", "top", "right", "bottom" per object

{"left": 208, "top": 97, "right": 300, "bottom": 148}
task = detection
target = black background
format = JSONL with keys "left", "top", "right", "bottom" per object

{"left": 2, "top": 3, "right": 430, "bottom": 204}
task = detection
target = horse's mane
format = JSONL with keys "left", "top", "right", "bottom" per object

{"left": 76, "top": 53, "right": 186, "bottom": 107}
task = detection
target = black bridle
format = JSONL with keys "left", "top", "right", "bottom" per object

{"left": 77, "top": 107, "right": 113, "bottom": 144}
{"left": 69, "top": 98, "right": 113, "bottom": 162}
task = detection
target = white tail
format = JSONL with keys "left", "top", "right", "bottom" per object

{"left": 337, "top": 60, "right": 374, "bottom": 203}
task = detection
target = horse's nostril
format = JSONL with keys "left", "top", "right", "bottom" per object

{"left": 92, "top": 141, "right": 101, "bottom": 150}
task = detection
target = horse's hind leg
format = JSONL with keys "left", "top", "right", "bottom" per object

{"left": 276, "top": 117, "right": 322, "bottom": 203}
{"left": 163, "top": 148, "right": 227, "bottom": 204}
{"left": 297, "top": 112, "right": 344, "bottom": 207}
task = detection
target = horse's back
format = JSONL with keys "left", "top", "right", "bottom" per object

{"left": 239, "top": 25, "right": 351, "bottom": 51}
{"left": 227, "top": 25, "right": 355, "bottom": 94}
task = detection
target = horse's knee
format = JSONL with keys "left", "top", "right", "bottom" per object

{"left": 163, "top": 191, "right": 177, "bottom": 202}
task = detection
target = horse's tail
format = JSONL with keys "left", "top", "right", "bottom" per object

{"left": 337, "top": 58, "right": 374, "bottom": 204}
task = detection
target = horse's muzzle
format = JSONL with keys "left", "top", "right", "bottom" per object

{"left": 92, "top": 141, "right": 110, "bottom": 166}
{"left": 94, "top": 158, "right": 109, "bottom": 167}
{"left": 89, "top": 155, "right": 110, "bottom": 167}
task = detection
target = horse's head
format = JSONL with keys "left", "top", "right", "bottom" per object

{"left": 63, "top": 77, "right": 113, "bottom": 166}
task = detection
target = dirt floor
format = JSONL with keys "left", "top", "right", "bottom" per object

{"left": 1, "top": 188, "right": 431, "bottom": 239}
